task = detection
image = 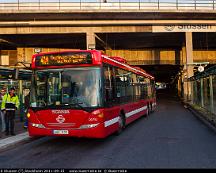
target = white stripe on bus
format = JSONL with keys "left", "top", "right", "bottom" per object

{"left": 125, "top": 106, "right": 147, "bottom": 118}
{"left": 104, "top": 106, "right": 147, "bottom": 127}
{"left": 104, "top": 117, "right": 119, "bottom": 127}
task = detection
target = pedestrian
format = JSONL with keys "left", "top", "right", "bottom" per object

{"left": 23, "top": 90, "right": 30, "bottom": 128}
{"left": 1, "top": 87, "right": 20, "bottom": 136}
{"left": 0, "top": 89, "right": 6, "bottom": 134}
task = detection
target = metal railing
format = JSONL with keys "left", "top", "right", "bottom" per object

{"left": 187, "top": 65, "right": 216, "bottom": 122}
{"left": 0, "top": 0, "right": 215, "bottom": 11}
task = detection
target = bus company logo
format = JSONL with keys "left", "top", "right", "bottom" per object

{"left": 164, "top": 25, "right": 175, "bottom": 31}
{"left": 56, "top": 115, "right": 65, "bottom": 123}
{"left": 52, "top": 110, "right": 70, "bottom": 114}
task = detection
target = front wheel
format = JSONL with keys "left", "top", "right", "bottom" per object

{"left": 116, "top": 114, "right": 125, "bottom": 135}
{"left": 146, "top": 105, "right": 149, "bottom": 117}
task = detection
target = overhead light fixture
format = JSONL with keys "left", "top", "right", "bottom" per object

{"left": 34, "top": 48, "right": 42, "bottom": 54}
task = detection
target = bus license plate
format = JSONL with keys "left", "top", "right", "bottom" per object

{"left": 53, "top": 130, "right": 69, "bottom": 135}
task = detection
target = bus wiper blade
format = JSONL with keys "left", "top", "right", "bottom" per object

{"left": 63, "top": 103, "right": 89, "bottom": 112}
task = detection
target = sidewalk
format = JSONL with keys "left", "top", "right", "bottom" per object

{"left": 0, "top": 118, "right": 30, "bottom": 150}
{"left": 183, "top": 101, "right": 216, "bottom": 134}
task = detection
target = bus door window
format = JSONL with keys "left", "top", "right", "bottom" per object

{"left": 47, "top": 72, "right": 61, "bottom": 105}
{"left": 138, "top": 76, "right": 150, "bottom": 99}
{"left": 115, "top": 68, "right": 126, "bottom": 99}
{"left": 34, "top": 71, "right": 47, "bottom": 107}
{"left": 145, "top": 78, "right": 151, "bottom": 98}
{"left": 131, "top": 73, "right": 138, "bottom": 101}
{"left": 135, "top": 75, "right": 141, "bottom": 99}
{"left": 150, "top": 79, "right": 156, "bottom": 98}
{"left": 104, "top": 65, "right": 115, "bottom": 103}
{"left": 125, "top": 72, "right": 133, "bottom": 101}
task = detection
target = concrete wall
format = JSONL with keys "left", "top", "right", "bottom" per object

{"left": 106, "top": 49, "right": 216, "bottom": 65}
{"left": 1, "top": 48, "right": 216, "bottom": 66}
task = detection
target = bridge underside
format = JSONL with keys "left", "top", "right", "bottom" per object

{"left": 1, "top": 32, "right": 216, "bottom": 50}
{"left": 0, "top": 32, "right": 215, "bottom": 84}
{"left": 0, "top": 10, "right": 216, "bottom": 100}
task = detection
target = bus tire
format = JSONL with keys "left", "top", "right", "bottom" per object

{"left": 116, "top": 114, "right": 125, "bottom": 135}
{"left": 150, "top": 103, "right": 153, "bottom": 113}
{"left": 146, "top": 104, "right": 149, "bottom": 117}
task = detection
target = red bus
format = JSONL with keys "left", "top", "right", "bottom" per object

{"left": 28, "top": 50, "right": 156, "bottom": 138}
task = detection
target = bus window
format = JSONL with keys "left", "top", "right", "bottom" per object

{"left": 115, "top": 68, "right": 126, "bottom": 99}
{"left": 31, "top": 67, "right": 102, "bottom": 108}
{"left": 104, "top": 65, "right": 115, "bottom": 102}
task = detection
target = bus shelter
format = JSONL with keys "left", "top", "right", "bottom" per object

{"left": 188, "top": 65, "right": 216, "bottom": 123}
{"left": 0, "top": 67, "right": 32, "bottom": 121}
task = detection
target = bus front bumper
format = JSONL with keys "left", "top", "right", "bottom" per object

{"left": 28, "top": 123, "right": 107, "bottom": 138}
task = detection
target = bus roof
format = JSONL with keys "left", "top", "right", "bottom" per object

{"left": 31, "top": 50, "right": 154, "bottom": 80}
{"left": 102, "top": 55, "right": 154, "bottom": 80}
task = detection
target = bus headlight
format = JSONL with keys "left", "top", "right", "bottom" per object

{"left": 27, "top": 113, "right": 31, "bottom": 118}
{"left": 31, "top": 123, "right": 45, "bottom": 128}
{"left": 79, "top": 123, "right": 99, "bottom": 129}
{"left": 92, "top": 110, "right": 104, "bottom": 118}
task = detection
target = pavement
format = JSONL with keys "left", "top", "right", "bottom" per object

{"left": 0, "top": 95, "right": 216, "bottom": 153}
{"left": 0, "top": 118, "right": 31, "bottom": 150}
{"left": 184, "top": 101, "right": 216, "bottom": 134}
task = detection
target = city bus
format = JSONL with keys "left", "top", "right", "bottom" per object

{"left": 27, "top": 50, "right": 156, "bottom": 138}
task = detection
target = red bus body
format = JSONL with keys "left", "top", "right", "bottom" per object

{"left": 28, "top": 50, "right": 156, "bottom": 138}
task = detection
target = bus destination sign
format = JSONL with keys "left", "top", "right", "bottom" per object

{"left": 35, "top": 52, "right": 92, "bottom": 66}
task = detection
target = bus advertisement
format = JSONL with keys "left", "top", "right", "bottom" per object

{"left": 27, "top": 50, "right": 156, "bottom": 138}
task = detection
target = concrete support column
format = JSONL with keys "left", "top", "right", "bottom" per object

{"left": 209, "top": 75, "right": 214, "bottom": 114}
{"left": 193, "top": 80, "right": 197, "bottom": 104}
{"left": 86, "top": 31, "right": 96, "bottom": 50}
{"left": 178, "top": 77, "right": 181, "bottom": 97}
{"left": 200, "top": 78, "right": 204, "bottom": 107}
{"left": 184, "top": 32, "right": 194, "bottom": 101}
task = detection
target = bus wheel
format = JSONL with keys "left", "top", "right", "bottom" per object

{"left": 146, "top": 105, "right": 149, "bottom": 116}
{"left": 116, "top": 114, "right": 125, "bottom": 135}
{"left": 150, "top": 103, "right": 153, "bottom": 114}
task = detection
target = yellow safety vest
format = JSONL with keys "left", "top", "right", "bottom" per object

{"left": 1, "top": 93, "right": 20, "bottom": 111}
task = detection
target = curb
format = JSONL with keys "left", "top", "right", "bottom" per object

{"left": 184, "top": 103, "right": 216, "bottom": 134}
{"left": 0, "top": 132, "right": 31, "bottom": 151}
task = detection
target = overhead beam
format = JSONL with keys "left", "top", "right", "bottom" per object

{"left": 1, "top": 20, "right": 216, "bottom": 26}
{"left": 0, "top": 26, "right": 152, "bottom": 34}
{"left": 95, "top": 34, "right": 112, "bottom": 50}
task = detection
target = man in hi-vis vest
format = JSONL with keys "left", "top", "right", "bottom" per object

{"left": 1, "top": 87, "right": 19, "bottom": 136}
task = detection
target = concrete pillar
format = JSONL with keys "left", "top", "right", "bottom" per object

{"left": 175, "top": 49, "right": 181, "bottom": 65}
{"left": 86, "top": 31, "right": 96, "bottom": 50}
{"left": 177, "top": 77, "right": 180, "bottom": 97}
{"left": 209, "top": 75, "right": 214, "bottom": 114}
{"left": 200, "top": 78, "right": 204, "bottom": 107}
{"left": 193, "top": 80, "right": 197, "bottom": 104}
{"left": 184, "top": 32, "right": 194, "bottom": 101}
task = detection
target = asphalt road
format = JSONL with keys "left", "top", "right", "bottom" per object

{"left": 1, "top": 93, "right": 216, "bottom": 169}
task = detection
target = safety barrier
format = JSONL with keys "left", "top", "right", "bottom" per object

{"left": 0, "top": 0, "right": 215, "bottom": 11}
{"left": 188, "top": 65, "right": 216, "bottom": 122}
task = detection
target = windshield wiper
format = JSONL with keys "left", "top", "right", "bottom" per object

{"left": 63, "top": 103, "right": 89, "bottom": 112}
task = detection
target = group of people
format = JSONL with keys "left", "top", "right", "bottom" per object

{"left": 0, "top": 87, "right": 19, "bottom": 137}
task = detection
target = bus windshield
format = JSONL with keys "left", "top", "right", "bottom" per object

{"left": 30, "top": 67, "right": 102, "bottom": 109}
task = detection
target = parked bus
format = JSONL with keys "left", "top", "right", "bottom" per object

{"left": 28, "top": 50, "right": 156, "bottom": 138}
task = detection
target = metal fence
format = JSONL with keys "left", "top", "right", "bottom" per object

{"left": 188, "top": 66, "right": 216, "bottom": 122}
{"left": 0, "top": 0, "right": 216, "bottom": 11}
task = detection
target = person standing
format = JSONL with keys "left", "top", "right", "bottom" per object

{"left": 0, "top": 89, "right": 6, "bottom": 134}
{"left": 23, "top": 90, "right": 30, "bottom": 128}
{"left": 1, "top": 87, "right": 20, "bottom": 136}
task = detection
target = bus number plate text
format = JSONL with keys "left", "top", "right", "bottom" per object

{"left": 53, "top": 130, "right": 69, "bottom": 135}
